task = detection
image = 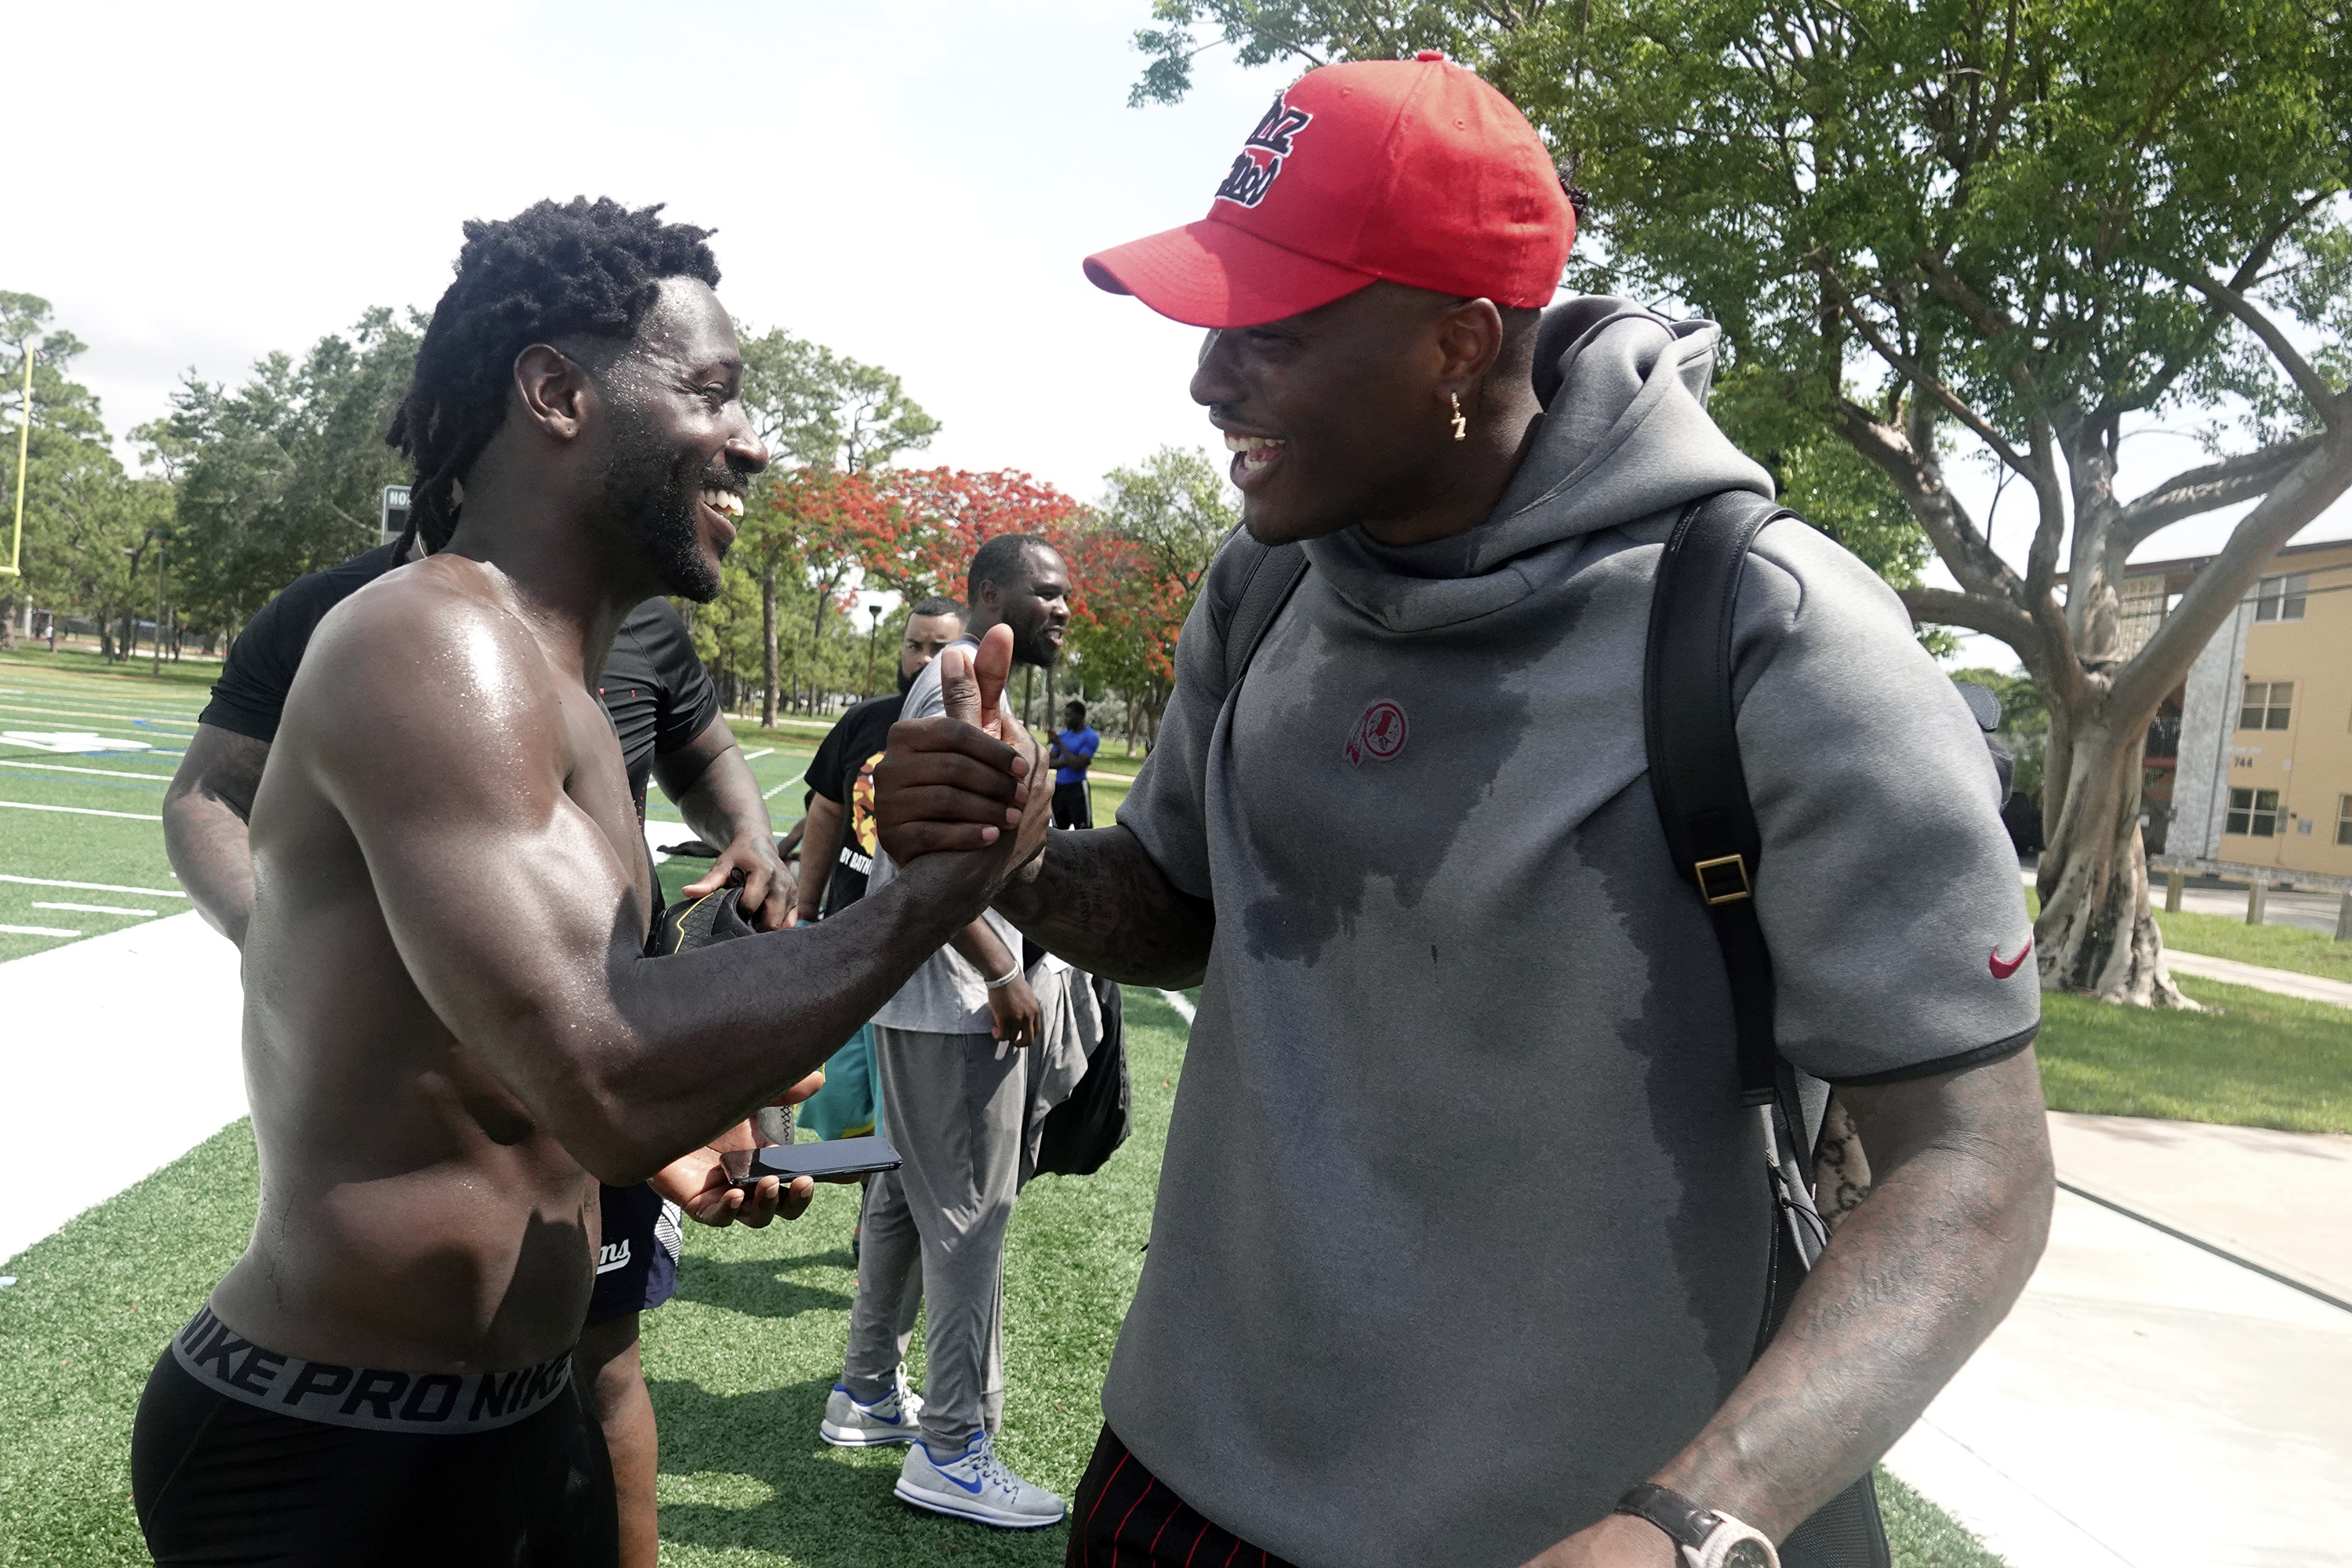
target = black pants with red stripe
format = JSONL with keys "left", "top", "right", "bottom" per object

{"left": 1068, "top": 1425, "right": 1297, "bottom": 1568}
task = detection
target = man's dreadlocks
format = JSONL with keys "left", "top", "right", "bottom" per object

{"left": 387, "top": 197, "right": 720, "bottom": 553}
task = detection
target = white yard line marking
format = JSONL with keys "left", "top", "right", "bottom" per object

{"left": 0, "top": 923, "right": 82, "bottom": 938}
{"left": 0, "top": 799, "right": 164, "bottom": 821}
{"left": 1158, "top": 989, "right": 1196, "bottom": 1024}
{"left": 0, "top": 873, "right": 187, "bottom": 897}
{"left": 741, "top": 747, "right": 775, "bottom": 762}
{"left": 0, "top": 702, "right": 201, "bottom": 727}
{"left": 0, "top": 757, "right": 179, "bottom": 780}
{"left": 762, "top": 780, "right": 797, "bottom": 800}
{"left": 32, "top": 902, "right": 158, "bottom": 917}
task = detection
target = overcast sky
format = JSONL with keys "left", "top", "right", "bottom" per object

{"left": 8, "top": 0, "right": 2343, "bottom": 669}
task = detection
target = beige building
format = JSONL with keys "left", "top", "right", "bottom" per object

{"left": 2160, "top": 537, "right": 2352, "bottom": 879}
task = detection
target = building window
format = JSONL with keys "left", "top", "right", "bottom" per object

{"left": 2238, "top": 681, "right": 2294, "bottom": 731}
{"left": 2254, "top": 573, "right": 2308, "bottom": 622}
{"left": 2339, "top": 795, "right": 2352, "bottom": 848}
{"left": 2227, "top": 788, "right": 2282, "bottom": 837}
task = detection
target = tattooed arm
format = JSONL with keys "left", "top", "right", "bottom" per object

{"left": 990, "top": 827, "right": 1215, "bottom": 989}
{"left": 1524, "top": 1047, "right": 2054, "bottom": 1566}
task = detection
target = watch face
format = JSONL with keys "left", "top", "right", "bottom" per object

{"left": 1722, "top": 1541, "right": 1774, "bottom": 1568}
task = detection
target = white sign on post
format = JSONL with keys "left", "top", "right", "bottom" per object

{"left": 380, "top": 485, "right": 412, "bottom": 548}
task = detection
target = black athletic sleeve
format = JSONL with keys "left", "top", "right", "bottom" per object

{"left": 197, "top": 545, "right": 404, "bottom": 742}
{"left": 197, "top": 596, "right": 303, "bottom": 742}
{"left": 637, "top": 601, "right": 723, "bottom": 758}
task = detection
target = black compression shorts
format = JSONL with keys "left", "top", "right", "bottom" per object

{"left": 132, "top": 1308, "right": 616, "bottom": 1567}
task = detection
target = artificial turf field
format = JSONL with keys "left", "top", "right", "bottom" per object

{"left": 0, "top": 651, "right": 2010, "bottom": 1566}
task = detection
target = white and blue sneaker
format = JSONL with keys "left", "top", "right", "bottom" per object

{"left": 818, "top": 1368, "right": 925, "bottom": 1446}
{"left": 894, "top": 1429, "right": 1066, "bottom": 1528}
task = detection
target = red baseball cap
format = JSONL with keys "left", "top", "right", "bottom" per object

{"left": 1084, "top": 53, "right": 1574, "bottom": 328}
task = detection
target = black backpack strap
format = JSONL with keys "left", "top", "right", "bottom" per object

{"left": 1644, "top": 488, "right": 1889, "bottom": 1568}
{"left": 1215, "top": 528, "right": 1311, "bottom": 696}
{"left": 1643, "top": 490, "right": 1791, "bottom": 1107}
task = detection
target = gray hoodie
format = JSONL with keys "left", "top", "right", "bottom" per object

{"left": 1108, "top": 300, "right": 2038, "bottom": 1567}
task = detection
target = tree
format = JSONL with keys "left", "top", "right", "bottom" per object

{"left": 0, "top": 292, "right": 154, "bottom": 655}
{"left": 1065, "top": 447, "right": 1237, "bottom": 750}
{"left": 155, "top": 308, "right": 420, "bottom": 633}
{"left": 732, "top": 327, "right": 940, "bottom": 725}
{"left": 1131, "top": 0, "right": 2352, "bottom": 1004}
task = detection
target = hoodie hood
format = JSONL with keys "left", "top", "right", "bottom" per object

{"left": 1302, "top": 296, "right": 1773, "bottom": 630}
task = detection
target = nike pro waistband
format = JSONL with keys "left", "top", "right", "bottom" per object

{"left": 169, "top": 1305, "right": 574, "bottom": 1435}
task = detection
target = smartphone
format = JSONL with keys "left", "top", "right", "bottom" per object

{"left": 724, "top": 1136, "right": 902, "bottom": 1190}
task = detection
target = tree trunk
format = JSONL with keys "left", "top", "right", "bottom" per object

{"left": 2034, "top": 714, "right": 2190, "bottom": 1006}
{"left": 760, "top": 567, "right": 779, "bottom": 731}
{"left": 0, "top": 590, "right": 15, "bottom": 652}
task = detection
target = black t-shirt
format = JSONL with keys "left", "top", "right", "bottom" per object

{"left": 803, "top": 692, "right": 903, "bottom": 917}
{"left": 597, "top": 600, "right": 721, "bottom": 821}
{"left": 200, "top": 545, "right": 407, "bottom": 742}
{"left": 201, "top": 550, "right": 719, "bottom": 823}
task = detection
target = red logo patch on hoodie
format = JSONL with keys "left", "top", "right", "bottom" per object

{"left": 1345, "top": 699, "right": 1408, "bottom": 764}
{"left": 1990, "top": 938, "right": 2033, "bottom": 980}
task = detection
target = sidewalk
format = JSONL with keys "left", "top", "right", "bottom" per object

{"left": 1886, "top": 1112, "right": 2352, "bottom": 1568}
{"left": 0, "top": 910, "right": 245, "bottom": 1265}
{"left": 2161, "top": 948, "right": 2352, "bottom": 1009}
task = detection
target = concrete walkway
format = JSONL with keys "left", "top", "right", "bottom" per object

{"left": 0, "top": 910, "right": 245, "bottom": 1265}
{"left": 2172, "top": 880, "right": 2347, "bottom": 937}
{"left": 1885, "top": 1112, "right": 2352, "bottom": 1568}
{"left": 2161, "top": 948, "right": 2352, "bottom": 1009}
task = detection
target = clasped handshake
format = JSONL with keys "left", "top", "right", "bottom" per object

{"left": 873, "top": 622, "right": 1058, "bottom": 892}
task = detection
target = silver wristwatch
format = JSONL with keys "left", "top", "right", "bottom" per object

{"left": 1615, "top": 1483, "right": 1780, "bottom": 1568}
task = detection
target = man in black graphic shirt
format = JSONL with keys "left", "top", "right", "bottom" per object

{"left": 165, "top": 548, "right": 795, "bottom": 1568}
{"left": 797, "top": 597, "right": 968, "bottom": 922}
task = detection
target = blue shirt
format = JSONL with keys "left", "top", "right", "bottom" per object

{"left": 1054, "top": 726, "right": 1100, "bottom": 786}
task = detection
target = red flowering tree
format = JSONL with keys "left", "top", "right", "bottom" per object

{"left": 858, "top": 467, "right": 1093, "bottom": 604}
{"left": 1064, "top": 448, "right": 1236, "bottom": 752}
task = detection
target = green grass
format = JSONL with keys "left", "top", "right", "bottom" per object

{"left": 1877, "top": 1471, "right": 2009, "bottom": 1567}
{"left": 0, "top": 659, "right": 201, "bottom": 959}
{"left": 0, "top": 661, "right": 833, "bottom": 961}
{"left": 2037, "top": 976, "right": 2352, "bottom": 1132}
{"left": 2154, "top": 906, "right": 2352, "bottom": 985}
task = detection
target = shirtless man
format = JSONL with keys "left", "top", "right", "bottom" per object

{"left": 129, "top": 197, "right": 1047, "bottom": 1566}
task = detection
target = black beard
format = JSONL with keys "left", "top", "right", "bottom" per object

{"left": 898, "top": 663, "right": 918, "bottom": 695}
{"left": 598, "top": 407, "right": 726, "bottom": 603}
{"left": 1011, "top": 621, "right": 1062, "bottom": 669}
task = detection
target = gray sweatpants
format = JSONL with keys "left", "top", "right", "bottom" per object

{"left": 842, "top": 1026, "right": 1036, "bottom": 1446}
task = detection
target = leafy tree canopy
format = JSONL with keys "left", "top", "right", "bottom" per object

{"left": 153, "top": 307, "right": 421, "bottom": 630}
{"left": 0, "top": 292, "right": 168, "bottom": 653}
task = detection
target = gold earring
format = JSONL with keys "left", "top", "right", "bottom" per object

{"left": 1450, "top": 392, "right": 1468, "bottom": 441}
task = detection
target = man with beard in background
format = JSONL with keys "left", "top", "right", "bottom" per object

{"left": 130, "top": 198, "right": 1051, "bottom": 1566}
{"left": 817, "top": 535, "right": 1075, "bottom": 1529}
